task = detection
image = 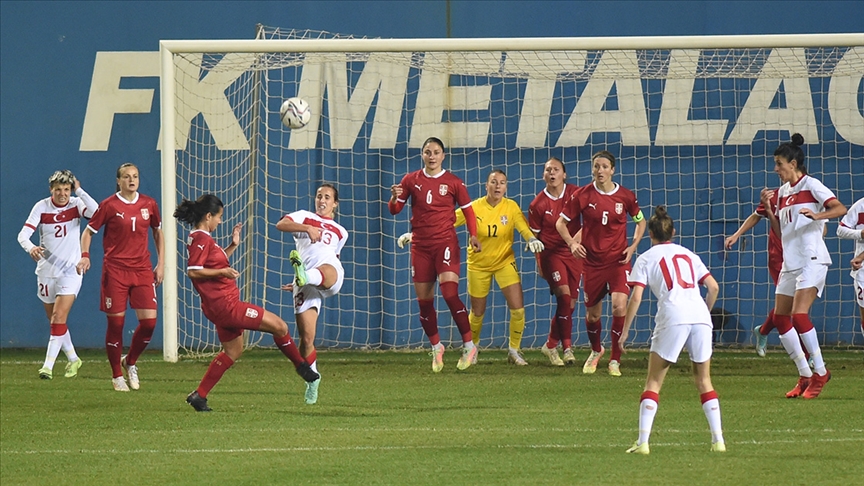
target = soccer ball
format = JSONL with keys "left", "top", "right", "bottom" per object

{"left": 280, "top": 97, "right": 311, "bottom": 129}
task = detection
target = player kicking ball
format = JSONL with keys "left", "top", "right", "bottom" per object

{"left": 277, "top": 183, "right": 348, "bottom": 405}
{"left": 620, "top": 206, "right": 725, "bottom": 454}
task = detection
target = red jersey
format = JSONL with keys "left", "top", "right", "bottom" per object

{"left": 396, "top": 169, "right": 472, "bottom": 243}
{"left": 186, "top": 230, "right": 240, "bottom": 314}
{"left": 528, "top": 184, "right": 581, "bottom": 255}
{"left": 560, "top": 182, "right": 640, "bottom": 267}
{"left": 754, "top": 189, "right": 784, "bottom": 276}
{"left": 87, "top": 193, "right": 161, "bottom": 271}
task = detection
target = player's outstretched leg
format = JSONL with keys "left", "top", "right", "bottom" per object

{"left": 290, "top": 250, "right": 308, "bottom": 287}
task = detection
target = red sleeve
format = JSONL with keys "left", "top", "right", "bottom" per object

{"left": 461, "top": 204, "right": 478, "bottom": 237}
{"left": 150, "top": 199, "right": 162, "bottom": 228}
{"left": 187, "top": 233, "right": 209, "bottom": 268}
{"left": 628, "top": 188, "right": 640, "bottom": 216}
{"left": 87, "top": 201, "right": 108, "bottom": 232}
{"left": 454, "top": 179, "right": 472, "bottom": 208}
{"left": 528, "top": 199, "right": 541, "bottom": 231}
{"left": 560, "top": 192, "right": 580, "bottom": 221}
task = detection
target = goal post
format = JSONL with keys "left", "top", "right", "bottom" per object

{"left": 160, "top": 33, "right": 864, "bottom": 361}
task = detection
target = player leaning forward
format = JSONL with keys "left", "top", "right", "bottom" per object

{"left": 620, "top": 206, "right": 725, "bottom": 455}
{"left": 277, "top": 183, "right": 348, "bottom": 405}
{"left": 18, "top": 170, "right": 97, "bottom": 379}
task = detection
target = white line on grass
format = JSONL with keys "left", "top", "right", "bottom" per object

{"left": 4, "top": 436, "right": 863, "bottom": 455}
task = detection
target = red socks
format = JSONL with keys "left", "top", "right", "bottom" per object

{"left": 273, "top": 333, "right": 305, "bottom": 367}
{"left": 418, "top": 298, "right": 440, "bottom": 345}
{"left": 440, "top": 281, "right": 472, "bottom": 342}
{"left": 125, "top": 318, "right": 156, "bottom": 366}
{"left": 106, "top": 315, "right": 125, "bottom": 378}
{"left": 555, "top": 294, "right": 573, "bottom": 350}
{"left": 586, "top": 318, "right": 602, "bottom": 352}
{"left": 610, "top": 315, "right": 624, "bottom": 361}
{"left": 196, "top": 351, "right": 234, "bottom": 398}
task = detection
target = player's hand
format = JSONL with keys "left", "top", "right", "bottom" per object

{"left": 618, "top": 330, "right": 629, "bottom": 354}
{"left": 222, "top": 267, "right": 240, "bottom": 279}
{"left": 281, "top": 283, "right": 294, "bottom": 292}
{"left": 390, "top": 184, "right": 403, "bottom": 199}
{"left": 396, "top": 232, "right": 413, "bottom": 249}
{"left": 306, "top": 225, "right": 322, "bottom": 243}
{"left": 569, "top": 241, "right": 586, "bottom": 259}
{"left": 76, "top": 256, "right": 90, "bottom": 275}
{"left": 153, "top": 265, "right": 164, "bottom": 286}
{"left": 71, "top": 177, "right": 81, "bottom": 192}
{"left": 852, "top": 252, "right": 864, "bottom": 271}
{"left": 231, "top": 223, "right": 243, "bottom": 246}
{"left": 760, "top": 188, "right": 775, "bottom": 211}
{"left": 620, "top": 245, "right": 636, "bottom": 264}
{"left": 799, "top": 208, "right": 817, "bottom": 220}
{"left": 724, "top": 235, "right": 738, "bottom": 249}
{"left": 470, "top": 235, "right": 481, "bottom": 253}
{"left": 526, "top": 237, "right": 544, "bottom": 253}
{"left": 28, "top": 246, "right": 44, "bottom": 262}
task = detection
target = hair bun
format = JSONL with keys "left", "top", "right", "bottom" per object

{"left": 654, "top": 205, "right": 668, "bottom": 217}
{"left": 791, "top": 133, "right": 805, "bottom": 147}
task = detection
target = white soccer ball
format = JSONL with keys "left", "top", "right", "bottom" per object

{"left": 280, "top": 97, "right": 311, "bottom": 129}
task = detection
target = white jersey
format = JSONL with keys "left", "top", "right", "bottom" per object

{"left": 18, "top": 189, "right": 98, "bottom": 278}
{"left": 285, "top": 210, "right": 348, "bottom": 270}
{"left": 627, "top": 242, "right": 713, "bottom": 331}
{"left": 838, "top": 197, "right": 864, "bottom": 276}
{"left": 776, "top": 175, "right": 837, "bottom": 271}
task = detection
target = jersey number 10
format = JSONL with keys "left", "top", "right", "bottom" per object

{"left": 658, "top": 254, "right": 696, "bottom": 290}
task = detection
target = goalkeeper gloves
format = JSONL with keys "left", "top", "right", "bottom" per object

{"left": 397, "top": 232, "right": 413, "bottom": 249}
{"left": 526, "top": 237, "right": 544, "bottom": 253}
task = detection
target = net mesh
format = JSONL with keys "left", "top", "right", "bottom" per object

{"left": 169, "top": 28, "right": 864, "bottom": 357}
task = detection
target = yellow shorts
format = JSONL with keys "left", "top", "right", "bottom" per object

{"left": 467, "top": 261, "right": 521, "bottom": 298}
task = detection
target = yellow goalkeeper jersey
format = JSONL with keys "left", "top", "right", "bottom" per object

{"left": 455, "top": 197, "right": 534, "bottom": 272}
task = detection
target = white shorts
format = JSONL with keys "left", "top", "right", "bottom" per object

{"left": 853, "top": 270, "right": 864, "bottom": 309}
{"left": 650, "top": 323, "right": 713, "bottom": 364}
{"left": 37, "top": 274, "right": 82, "bottom": 304}
{"left": 776, "top": 264, "right": 828, "bottom": 298}
{"left": 292, "top": 262, "right": 344, "bottom": 315}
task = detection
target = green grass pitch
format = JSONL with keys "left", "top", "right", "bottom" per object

{"left": 2, "top": 348, "right": 862, "bottom": 485}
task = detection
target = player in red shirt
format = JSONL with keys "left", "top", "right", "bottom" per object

{"left": 726, "top": 191, "right": 815, "bottom": 361}
{"left": 389, "top": 137, "right": 481, "bottom": 372}
{"left": 77, "top": 163, "right": 164, "bottom": 391}
{"left": 174, "top": 194, "right": 319, "bottom": 412}
{"left": 557, "top": 151, "right": 646, "bottom": 376}
{"left": 528, "top": 157, "right": 583, "bottom": 366}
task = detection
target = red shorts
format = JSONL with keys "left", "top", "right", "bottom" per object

{"left": 769, "top": 260, "right": 782, "bottom": 286}
{"left": 100, "top": 266, "right": 157, "bottom": 313}
{"left": 203, "top": 300, "right": 265, "bottom": 343}
{"left": 410, "top": 235, "right": 461, "bottom": 283}
{"left": 583, "top": 261, "right": 631, "bottom": 308}
{"left": 540, "top": 249, "right": 583, "bottom": 295}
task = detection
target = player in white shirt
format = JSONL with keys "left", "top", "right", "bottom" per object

{"left": 620, "top": 205, "right": 724, "bottom": 455}
{"left": 837, "top": 197, "right": 864, "bottom": 331}
{"left": 17, "top": 170, "right": 98, "bottom": 379}
{"left": 760, "top": 134, "right": 847, "bottom": 399}
{"left": 276, "top": 184, "right": 348, "bottom": 405}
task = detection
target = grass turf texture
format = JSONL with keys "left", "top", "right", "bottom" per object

{"left": 2, "top": 349, "right": 862, "bottom": 485}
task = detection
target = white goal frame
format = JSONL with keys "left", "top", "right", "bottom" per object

{"left": 159, "top": 33, "right": 863, "bottom": 362}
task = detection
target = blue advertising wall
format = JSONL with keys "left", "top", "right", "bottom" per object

{"left": 1, "top": 1, "right": 862, "bottom": 349}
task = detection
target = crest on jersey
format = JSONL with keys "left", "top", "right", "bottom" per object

{"left": 500, "top": 215, "right": 508, "bottom": 225}
{"left": 245, "top": 307, "right": 259, "bottom": 319}
{"left": 615, "top": 203, "right": 623, "bottom": 214}
{"left": 140, "top": 208, "right": 150, "bottom": 220}
{"left": 105, "top": 297, "right": 112, "bottom": 309}
{"left": 552, "top": 271, "right": 561, "bottom": 282}
{"left": 439, "top": 184, "right": 448, "bottom": 196}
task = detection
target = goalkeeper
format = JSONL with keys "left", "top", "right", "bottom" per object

{"left": 399, "top": 170, "right": 543, "bottom": 365}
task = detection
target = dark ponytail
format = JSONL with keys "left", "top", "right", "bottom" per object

{"left": 773, "top": 133, "right": 806, "bottom": 175}
{"left": 174, "top": 194, "right": 224, "bottom": 227}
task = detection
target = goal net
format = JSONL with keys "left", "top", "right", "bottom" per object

{"left": 159, "top": 29, "right": 864, "bottom": 361}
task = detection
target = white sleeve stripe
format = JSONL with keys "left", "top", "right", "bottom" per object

{"left": 187, "top": 265, "right": 204, "bottom": 270}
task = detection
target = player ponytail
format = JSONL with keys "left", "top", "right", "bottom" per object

{"left": 773, "top": 133, "right": 806, "bottom": 175}
{"left": 174, "top": 194, "right": 224, "bottom": 227}
{"left": 648, "top": 205, "right": 675, "bottom": 242}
